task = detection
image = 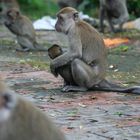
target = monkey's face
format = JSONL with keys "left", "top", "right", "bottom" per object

{"left": 55, "top": 7, "right": 79, "bottom": 34}
{"left": 0, "top": 90, "right": 17, "bottom": 122}
{"left": 5, "top": 8, "right": 19, "bottom": 24}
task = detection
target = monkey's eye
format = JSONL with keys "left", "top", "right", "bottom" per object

{"left": 73, "top": 12, "right": 79, "bottom": 21}
{"left": 58, "top": 16, "right": 64, "bottom": 21}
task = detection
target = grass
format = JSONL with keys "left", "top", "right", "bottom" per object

{"left": 19, "top": 59, "right": 49, "bottom": 70}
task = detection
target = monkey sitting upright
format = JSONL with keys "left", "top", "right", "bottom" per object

{"left": 50, "top": 7, "right": 140, "bottom": 94}
{"left": 0, "top": 79, "right": 66, "bottom": 140}
{"left": 4, "top": 8, "right": 47, "bottom": 52}
{"left": 48, "top": 44, "right": 76, "bottom": 86}
{"left": 99, "top": 0, "right": 129, "bottom": 33}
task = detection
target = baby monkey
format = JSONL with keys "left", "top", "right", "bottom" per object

{"left": 48, "top": 44, "right": 76, "bottom": 86}
{"left": 0, "top": 79, "right": 66, "bottom": 140}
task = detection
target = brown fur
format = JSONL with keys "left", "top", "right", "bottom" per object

{"left": 57, "top": 7, "right": 77, "bottom": 14}
{"left": 4, "top": 8, "right": 47, "bottom": 51}
{"left": 52, "top": 7, "right": 107, "bottom": 91}
{"left": 0, "top": 80, "right": 66, "bottom": 140}
{"left": 99, "top": 0, "right": 129, "bottom": 32}
{"left": 48, "top": 44, "right": 76, "bottom": 85}
{"left": 52, "top": 7, "right": 140, "bottom": 93}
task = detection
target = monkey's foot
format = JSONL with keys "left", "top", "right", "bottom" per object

{"left": 62, "top": 85, "right": 88, "bottom": 92}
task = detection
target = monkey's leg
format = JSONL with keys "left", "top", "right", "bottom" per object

{"left": 62, "top": 58, "right": 101, "bottom": 92}
{"left": 99, "top": 7, "right": 106, "bottom": 32}
{"left": 107, "top": 15, "right": 116, "bottom": 33}
{"left": 17, "top": 36, "right": 35, "bottom": 52}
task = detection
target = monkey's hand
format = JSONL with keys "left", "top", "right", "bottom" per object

{"left": 50, "top": 63, "right": 58, "bottom": 77}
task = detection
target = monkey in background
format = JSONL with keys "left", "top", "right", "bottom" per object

{"left": 0, "top": 79, "right": 66, "bottom": 140}
{"left": 4, "top": 8, "right": 47, "bottom": 52}
{"left": 99, "top": 0, "right": 129, "bottom": 33}
{"left": 50, "top": 7, "right": 140, "bottom": 94}
{"left": 48, "top": 44, "right": 76, "bottom": 86}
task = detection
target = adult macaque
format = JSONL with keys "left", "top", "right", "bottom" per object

{"left": 4, "top": 8, "right": 47, "bottom": 52}
{"left": 0, "top": 79, "right": 66, "bottom": 140}
{"left": 99, "top": 0, "right": 129, "bottom": 33}
{"left": 0, "top": 0, "right": 19, "bottom": 24}
{"left": 48, "top": 44, "right": 76, "bottom": 86}
{"left": 50, "top": 7, "right": 140, "bottom": 94}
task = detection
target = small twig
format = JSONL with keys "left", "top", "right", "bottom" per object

{"left": 92, "top": 132, "right": 114, "bottom": 140}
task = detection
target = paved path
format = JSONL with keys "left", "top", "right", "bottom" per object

{"left": 0, "top": 25, "right": 140, "bottom": 140}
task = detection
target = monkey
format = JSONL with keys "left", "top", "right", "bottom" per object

{"left": 4, "top": 8, "right": 48, "bottom": 52}
{"left": 0, "top": 0, "right": 19, "bottom": 24}
{"left": 0, "top": 79, "right": 66, "bottom": 140}
{"left": 48, "top": 44, "right": 76, "bottom": 86}
{"left": 50, "top": 7, "right": 140, "bottom": 94}
{"left": 99, "top": 0, "right": 129, "bottom": 33}
{"left": 58, "top": 0, "right": 83, "bottom": 9}
{"left": 48, "top": 44, "right": 63, "bottom": 60}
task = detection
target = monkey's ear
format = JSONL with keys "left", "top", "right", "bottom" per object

{"left": 73, "top": 12, "right": 79, "bottom": 21}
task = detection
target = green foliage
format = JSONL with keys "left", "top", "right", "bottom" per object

{"left": 127, "top": 0, "right": 140, "bottom": 19}
{"left": 78, "top": 0, "right": 99, "bottom": 17}
{"left": 113, "top": 45, "right": 129, "bottom": 53}
{"left": 18, "top": 0, "right": 59, "bottom": 19}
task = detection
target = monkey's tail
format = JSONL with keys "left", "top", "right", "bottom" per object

{"left": 92, "top": 79, "right": 140, "bottom": 94}
{"left": 34, "top": 42, "right": 48, "bottom": 51}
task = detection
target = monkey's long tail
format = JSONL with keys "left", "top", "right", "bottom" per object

{"left": 34, "top": 42, "right": 48, "bottom": 51}
{"left": 92, "top": 79, "right": 140, "bottom": 94}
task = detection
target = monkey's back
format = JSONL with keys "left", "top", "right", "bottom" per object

{"left": 77, "top": 20, "right": 107, "bottom": 78}
{"left": 17, "top": 15, "right": 36, "bottom": 40}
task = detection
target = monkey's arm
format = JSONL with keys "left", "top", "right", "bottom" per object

{"left": 51, "top": 30, "right": 82, "bottom": 68}
{"left": 51, "top": 43, "right": 82, "bottom": 69}
{"left": 50, "top": 51, "right": 79, "bottom": 69}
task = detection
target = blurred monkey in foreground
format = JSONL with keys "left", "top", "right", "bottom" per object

{"left": 0, "top": 79, "right": 66, "bottom": 140}
{"left": 99, "top": 0, "right": 129, "bottom": 33}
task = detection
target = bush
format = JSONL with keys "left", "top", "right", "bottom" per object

{"left": 127, "top": 0, "right": 140, "bottom": 19}
{"left": 18, "top": 0, "right": 59, "bottom": 19}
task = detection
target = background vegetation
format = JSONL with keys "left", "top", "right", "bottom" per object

{"left": 17, "top": 0, "right": 140, "bottom": 20}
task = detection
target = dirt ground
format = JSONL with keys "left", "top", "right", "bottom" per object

{"left": 0, "top": 25, "right": 140, "bottom": 140}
